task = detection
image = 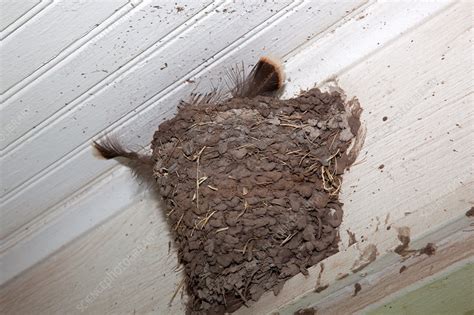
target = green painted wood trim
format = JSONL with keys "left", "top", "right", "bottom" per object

{"left": 368, "top": 264, "right": 474, "bottom": 315}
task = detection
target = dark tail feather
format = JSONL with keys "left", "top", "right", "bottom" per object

{"left": 92, "top": 136, "right": 156, "bottom": 187}
{"left": 228, "top": 56, "right": 285, "bottom": 98}
{"left": 93, "top": 136, "right": 138, "bottom": 160}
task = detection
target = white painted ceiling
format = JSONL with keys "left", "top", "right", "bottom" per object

{"left": 0, "top": 0, "right": 465, "bottom": 288}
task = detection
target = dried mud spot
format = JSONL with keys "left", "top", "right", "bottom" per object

{"left": 314, "top": 262, "right": 328, "bottom": 293}
{"left": 346, "top": 229, "right": 357, "bottom": 246}
{"left": 336, "top": 273, "right": 349, "bottom": 280}
{"left": 151, "top": 88, "right": 363, "bottom": 314}
{"left": 294, "top": 307, "right": 317, "bottom": 315}
{"left": 394, "top": 227, "right": 436, "bottom": 259}
{"left": 466, "top": 207, "right": 474, "bottom": 217}
{"left": 351, "top": 244, "right": 378, "bottom": 273}
{"left": 394, "top": 226, "right": 412, "bottom": 256}
{"left": 419, "top": 242, "right": 436, "bottom": 256}
{"left": 352, "top": 282, "right": 362, "bottom": 297}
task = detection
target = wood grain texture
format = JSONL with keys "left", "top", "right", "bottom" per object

{"left": 1, "top": 0, "right": 472, "bottom": 314}
{"left": 0, "top": 193, "right": 187, "bottom": 315}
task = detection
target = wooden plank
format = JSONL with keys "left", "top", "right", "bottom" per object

{"left": 0, "top": 194, "right": 187, "bottom": 314}
{"left": 366, "top": 264, "right": 474, "bottom": 315}
{"left": 0, "top": 0, "right": 40, "bottom": 31}
{"left": 0, "top": 0, "right": 131, "bottom": 94}
{"left": 0, "top": 166, "right": 139, "bottom": 284}
{"left": 0, "top": 1, "right": 53, "bottom": 42}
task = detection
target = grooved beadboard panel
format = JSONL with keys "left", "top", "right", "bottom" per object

{"left": 0, "top": 1, "right": 53, "bottom": 42}
{"left": 0, "top": 1, "right": 365, "bottom": 242}
{"left": 0, "top": 0, "right": 40, "bottom": 31}
{"left": 0, "top": 0, "right": 132, "bottom": 95}
{"left": 0, "top": 0, "right": 214, "bottom": 150}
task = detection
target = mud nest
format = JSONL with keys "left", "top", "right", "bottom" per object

{"left": 151, "top": 87, "right": 363, "bottom": 314}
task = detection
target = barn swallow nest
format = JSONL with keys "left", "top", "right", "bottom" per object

{"left": 94, "top": 56, "right": 364, "bottom": 314}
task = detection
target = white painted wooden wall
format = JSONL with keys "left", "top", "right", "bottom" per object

{"left": 0, "top": 1, "right": 472, "bottom": 314}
